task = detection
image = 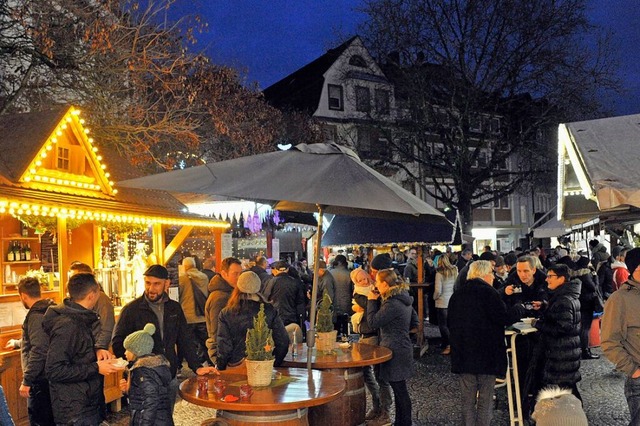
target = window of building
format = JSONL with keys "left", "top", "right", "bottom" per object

{"left": 328, "top": 84, "right": 343, "bottom": 110}
{"left": 349, "top": 55, "right": 367, "bottom": 67}
{"left": 57, "top": 147, "right": 70, "bottom": 171}
{"left": 321, "top": 125, "right": 338, "bottom": 142}
{"left": 490, "top": 117, "right": 501, "bottom": 134}
{"left": 358, "top": 127, "right": 384, "bottom": 159}
{"left": 469, "top": 114, "right": 482, "bottom": 132}
{"left": 375, "top": 89, "right": 390, "bottom": 115}
{"left": 355, "top": 86, "right": 371, "bottom": 112}
{"left": 501, "top": 196, "right": 510, "bottom": 209}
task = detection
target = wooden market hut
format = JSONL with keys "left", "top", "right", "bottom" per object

{"left": 0, "top": 105, "right": 228, "bottom": 424}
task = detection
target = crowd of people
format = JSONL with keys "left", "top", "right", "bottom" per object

{"left": 2, "top": 239, "right": 639, "bottom": 425}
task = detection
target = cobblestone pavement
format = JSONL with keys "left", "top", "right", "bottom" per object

{"left": 107, "top": 323, "right": 631, "bottom": 425}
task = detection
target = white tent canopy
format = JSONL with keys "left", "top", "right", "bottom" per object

{"left": 558, "top": 113, "right": 640, "bottom": 222}
{"left": 533, "top": 217, "right": 570, "bottom": 239}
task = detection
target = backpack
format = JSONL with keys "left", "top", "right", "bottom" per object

{"left": 190, "top": 278, "right": 208, "bottom": 316}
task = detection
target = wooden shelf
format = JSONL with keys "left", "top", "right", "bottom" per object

{"left": 3, "top": 261, "right": 41, "bottom": 265}
{"left": 1, "top": 237, "right": 39, "bottom": 241}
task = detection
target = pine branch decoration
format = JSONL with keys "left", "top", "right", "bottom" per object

{"left": 316, "top": 290, "right": 334, "bottom": 332}
{"left": 245, "top": 303, "right": 275, "bottom": 361}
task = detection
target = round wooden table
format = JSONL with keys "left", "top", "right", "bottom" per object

{"left": 282, "top": 342, "right": 393, "bottom": 426}
{"left": 179, "top": 367, "right": 345, "bottom": 426}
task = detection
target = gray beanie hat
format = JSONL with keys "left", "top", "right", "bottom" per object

{"left": 237, "top": 271, "right": 261, "bottom": 294}
{"left": 124, "top": 323, "right": 156, "bottom": 356}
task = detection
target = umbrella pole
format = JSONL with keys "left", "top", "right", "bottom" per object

{"left": 306, "top": 205, "right": 324, "bottom": 373}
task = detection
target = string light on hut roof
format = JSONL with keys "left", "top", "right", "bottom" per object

{"left": 18, "top": 107, "right": 118, "bottom": 196}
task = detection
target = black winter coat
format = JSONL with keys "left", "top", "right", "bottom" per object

{"left": 217, "top": 298, "right": 289, "bottom": 370}
{"left": 572, "top": 268, "right": 597, "bottom": 313}
{"left": 354, "top": 292, "right": 378, "bottom": 336}
{"left": 534, "top": 278, "right": 582, "bottom": 386}
{"left": 263, "top": 274, "right": 306, "bottom": 326}
{"left": 596, "top": 260, "right": 614, "bottom": 298}
{"left": 449, "top": 278, "right": 512, "bottom": 376}
{"left": 367, "top": 284, "right": 418, "bottom": 382}
{"left": 128, "top": 354, "right": 174, "bottom": 426}
{"left": 42, "top": 299, "right": 102, "bottom": 425}
{"left": 21, "top": 298, "right": 55, "bottom": 386}
{"left": 112, "top": 294, "right": 204, "bottom": 378}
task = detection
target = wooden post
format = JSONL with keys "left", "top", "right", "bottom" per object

{"left": 57, "top": 216, "right": 69, "bottom": 294}
{"left": 213, "top": 228, "right": 223, "bottom": 271}
{"left": 152, "top": 223, "right": 164, "bottom": 265}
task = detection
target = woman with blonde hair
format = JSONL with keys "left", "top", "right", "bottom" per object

{"left": 434, "top": 254, "right": 458, "bottom": 355}
{"left": 367, "top": 269, "right": 418, "bottom": 426}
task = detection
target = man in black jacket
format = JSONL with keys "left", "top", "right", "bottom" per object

{"left": 11, "top": 277, "right": 56, "bottom": 425}
{"left": 263, "top": 261, "right": 306, "bottom": 342}
{"left": 112, "top": 265, "right": 216, "bottom": 409}
{"left": 43, "top": 273, "right": 124, "bottom": 425}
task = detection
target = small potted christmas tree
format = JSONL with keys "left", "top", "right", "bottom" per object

{"left": 315, "top": 290, "right": 337, "bottom": 353}
{"left": 245, "top": 304, "right": 275, "bottom": 387}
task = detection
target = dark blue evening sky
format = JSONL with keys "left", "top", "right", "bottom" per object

{"left": 177, "top": 0, "right": 640, "bottom": 116}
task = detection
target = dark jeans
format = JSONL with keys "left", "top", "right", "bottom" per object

{"left": 436, "top": 308, "right": 450, "bottom": 347}
{"left": 334, "top": 313, "right": 349, "bottom": 337}
{"left": 29, "top": 381, "right": 55, "bottom": 426}
{"left": 390, "top": 380, "right": 412, "bottom": 426}
{"left": 580, "top": 309, "right": 594, "bottom": 351}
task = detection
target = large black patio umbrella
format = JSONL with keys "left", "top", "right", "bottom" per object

{"left": 119, "top": 143, "right": 448, "bottom": 371}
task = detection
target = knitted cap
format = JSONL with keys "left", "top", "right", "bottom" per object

{"left": 625, "top": 248, "right": 640, "bottom": 275}
{"left": 370, "top": 253, "right": 393, "bottom": 271}
{"left": 237, "top": 271, "right": 260, "bottom": 294}
{"left": 124, "top": 323, "right": 156, "bottom": 356}
{"left": 532, "top": 386, "right": 588, "bottom": 426}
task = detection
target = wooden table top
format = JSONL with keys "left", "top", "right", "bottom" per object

{"left": 179, "top": 367, "right": 345, "bottom": 411}
{"left": 282, "top": 342, "right": 392, "bottom": 369}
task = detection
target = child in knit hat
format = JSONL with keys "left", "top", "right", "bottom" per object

{"left": 120, "top": 323, "right": 174, "bottom": 425}
{"left": 532, "top": 386, "right": 588, "bottom": 426}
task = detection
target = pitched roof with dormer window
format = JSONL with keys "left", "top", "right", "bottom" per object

{"left": 0, "top": 105, "right": 227, "bottom": 228}
{"left": 263, "top": 36, "right": 359, "bottom": 112}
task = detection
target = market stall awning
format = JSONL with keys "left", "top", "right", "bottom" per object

{"left": 558, "top": 113, "right": 640, "bottom": 223}
{"left": 532, "top": 217, "right": 570, "bottom": 239}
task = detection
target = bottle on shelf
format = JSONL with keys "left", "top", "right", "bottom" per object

{"left": 25, "top": 243, "right": 32, "bottom": 261}
{"left": 19, "top": 242, "right": 26, "bottom": 261}
{"left": 7, "top": 241, "right": 15, "bottom": 262}
{"left": 13, "top": 242, "right": 20, "bottom": 262}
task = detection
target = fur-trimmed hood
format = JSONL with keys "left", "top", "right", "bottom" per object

{"left": 571, "top": 268, "right": 592, "bottom": 278}
{"left": 381, "top": 283, "right": 411, "bottom": 303}
{"left": 131, "top": 353, "right": 171, "bottom": 371}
